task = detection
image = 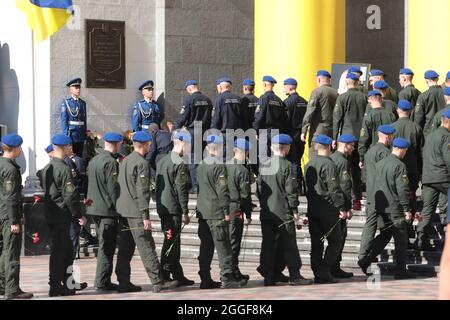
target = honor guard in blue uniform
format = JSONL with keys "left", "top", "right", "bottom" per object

{"left": 61, "top": 78, "right": 87, "bottom": 158}
{"left": 174, "top": 80, "right": 213, "bottom": 191}
{"left": 131, "top": 80, "right": 162, "bottom": 132}
{"left": 241, "top": 79, "right": 259, "bottom": 130}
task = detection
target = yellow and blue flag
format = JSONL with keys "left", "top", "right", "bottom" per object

{"left": 16, "top": 0, "right": 73, "bottom": 42}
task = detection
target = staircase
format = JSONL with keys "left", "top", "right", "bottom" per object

{"left": 81, "top": 192, "right": 444, "bottom": 277}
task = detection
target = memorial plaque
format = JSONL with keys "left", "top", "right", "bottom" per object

{"left": 86, "top": 19, "right": 125, "bottom": 89}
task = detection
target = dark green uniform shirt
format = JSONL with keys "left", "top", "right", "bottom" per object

{"left": 41, "top": 157, "right": 83, "bottom": 224}
{"left": 196, "top": 156, "right": 230, "bottom": 220}
{"left": 422, "top": 126, "right": 450, "bottom": 185}
{"left": 392, "top": 117, "right": 424, "bottom": 175}
{"left": 399, "top": 84, "right": 421, "bottom": 118}
{"left": 373, "top": 154, "right": 411, "bottom": 215}
{"left": 86, "top": 150, "right": 120, "bottom": 217}
{"left": 304, "top": 155, "right": 346, "bottom": 217}
{"left": 356, "top": 84, "right": 368, "bottom": 95}
{"left": 155, "top": 151, "right": 191, "bottom": 217}
{"left": 302, "top": 84, "right": 339, "bottom": 137}
{"left": 358, "top": 106, "right": 397, "bottom": 161}
{"left": 0, "top": 158, "right": 22, "bottom": 225}
{"left": 431, "top": 105, "right": 450, "bottom": 131}
{"left": 116, "top": 151, "right": 151, "bottom": 220}
{"left": 384, "top": 86, "right": 399, "bottom": 103}
{"left": 257, "top": 156, "right": 299, "bottom": 221}
{"left": 364, "top": 143, "right": 391, "bottom": 192}
{"left": 413, "top": 85, "right": 446, "bottom": 137}
{"left": 227, "top": 161, "right": 252, "bottom": 219}
{"left": 333, "top": 88, "right": 368, "bottom": 140}
{"left": 330, "top": 151, "right": 352, "bottom": 211}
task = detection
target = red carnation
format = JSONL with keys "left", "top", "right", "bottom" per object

{"left": 166, "top": 229, "right": 173, "bottom": 240}
{"left": 237, "top": 211, "right": 244, "bottom": 221}
{"left": 32, "top": 195, "right": 42, "bottom": 206}
{"left": 84, "top": 198, "right": 93, "bottom": 206}
{"left": 303, "top": 218, "right": 309, "bottom": 225}
{"left": 32, "top": 232, "right": 40, "bottom": 244}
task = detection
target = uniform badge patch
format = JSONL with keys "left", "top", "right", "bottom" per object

{"left": 342, "top": 171, "right": 349, "bottom": 180}
{"left": 65, "top": 182, "right": 75, "bottom": 193}
{"left": 180, "top": 106, "right": 186, "bottom": 114}
{"left": 360, "top": 128, "right": 365, "bottom": 137}
{"left": 402, "top": 175, "right": 409, "bottom": 185}
{"left": 219, "top": 175, "right": 227, "bottom": 186}
{"left": 255, "top": 105, "right": 261, "bottom": 114}
{"left": 140, "top": 174, "right": 148, "bottom": 185}
{"left": 4, "top": 181, "right": 12, "bottom": 193}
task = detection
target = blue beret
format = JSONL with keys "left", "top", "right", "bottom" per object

{"left": 234, "top": 138, "right": 252, "bottom": 151}
{"left": 216, "top": 77, "right": 232, "bottom": 85}
{"left": 443, "top": 87, "right": 450, "bottom": 96}
{"left": 242, "top": 79, "right": 255, "bottom": 86}
{"left": 392, "top": 138, "right": 410, "bottom": 149}
{"left": 377, "top": 125, "right": 396, "bottom": 135}
{"left": 397, "top": 99, "right": 413, "bottom": 111}
{"left": 45, "top": 144, "right": 54, "bottom": 154}
{"left": 424, "top": 70, "right": 439, "bottom": 79}
{"left": 2, "top": 133, "right": 23, "bottom": 147}
{"left": 368, "top": 90, "right": 382, "bottom": 97}
{"left": 399, "top": 68, "right": 414, "bottom": 75}
{"left": 263, "top": 75, "right": 277, "bottom": 84}
{"left": 174, "top": 131, "right": 192, "bottom": 143}
{"left": 369, "top": 69, "right": 384, "bottom": 77}
{"left": 283, "top": 78, "right": 298, "bottom": 86}
{"left": 346, "top": 73, "right": 360, "bottom": 81}
{"left": 373, "top": 80, "right": 389, "bottom": 89}
{"left": 51, "top": 134, "right": 72, "bottom": 146}
{"left": 443, "top": 109, "right": 450, "bottom": 119}
{"left": 348, "top": 67, "right": 362, "bottom": 75}
{"left": 139, "top": 80, "right": 154, "bottom": 91}
{"left": 446, "top": 71, "right": 450, "bottom": 79}
{"left": 104, "top": 132, "right": 124, "bottom": 143}
{"left": 338, "top": 134, "right": 357, "bottom": 143}
{"left": 185, "top": 79, "right": 198, "bottom": 88}
{"left": 206, "top": 134, "right": 223, "bottom": 145}
{"left": 315, "top": 134, "right": 333, "bottom": 146}
{"left": 272, "top": 134, "right": 293, "bottom": 145}
{"left": 316, "top": 70, "right": 331, "bottom": 78}
{"left": 66, "top": 77, "right": 82, "bottom": 87}
{"left": 132, "top": 131, "right": 152, "bottom": 143}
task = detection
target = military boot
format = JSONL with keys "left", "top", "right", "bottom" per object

{"left": 199, "top": 272, "right": 221, "bottom": 289}
{"left": 315, "top": 266, "right": 338, "bottom": 284}
{"left": 117, "top": 282, "right": 142, "bottom": 293}
{"left": 49, "top": 285, "right": 76, "bottom": 297}
{"left": 5, "top": 288, "right": 33, "bottom": 300}
{"left": 153, "top": 280, "right": 178, "bottom": 293}
{"left": 331, "top": 265, "right": 354, "bottom": 279}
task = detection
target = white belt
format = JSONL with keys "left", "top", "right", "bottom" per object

{"left": 69, "top": 121, "right": 84, "bottom": 126}
{"left": 141, "top": 125, "right": 149, "bottom": 129}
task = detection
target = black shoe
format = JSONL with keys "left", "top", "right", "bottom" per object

{"left": 175, "top": 276, "right": 195, "bottom": 287}
{"left": 153, "top": 280, "right": 178, "bottom": 293}
{"left": 394, "top": 269, "right": 417, "bottom": 280}
{"left": 5, "top": 288, "right": 33, "bottom": 300}
{"left": 331, "top": 268, "right": 354, "bottom": 279}
{"left": 200, "top": 279, "right": 221, "bottom": 289}
{"left": 274, "top": 272, "right": 289, "bottom": 283}
{"left": 358, "top": 259, "right": 373, "bottom": 276}
{"left": 64, "top": 282, "right": 88, "bottom": 291}
{"left": 117, "top": 282, "right": 142, "bottom": 293}
{"left": 314, "top": 276, "right": 338, "bottom": 284}
{"left": 415, "top": 239, "right": 435, "bottom": 252}
{"left": 289, "top": 275, "right": 314, "bottom": 286}
{"left": 96, "top": 283, "right": 118, "bottom": 292}
{"left": 49, "top": 286, "right": 76, "bottom": 297}
{"left": 263, "top": 278, "right": 276, "bottom": 286}
{"left": 235, "top": 270, "right": 250, "bottom": 282}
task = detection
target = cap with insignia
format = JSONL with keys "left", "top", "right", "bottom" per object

{"left": 444, "top": 87, "right": 450, "bottom": 96}
{"left": 316, "top": 70, "right": 331, "bottom": 78}
{"left": 392, "top": 138, "right": 410, "bottom": 149}
{"left": 66, "top": 78, "right": 82, "bottom": 87}
{"left": 373, "top": 80, "right": 389, "bottom": 89}
{"left": 104, "top": 132, "right": 124, "bottom": 143}
{"left": 51, "top": 134, "right": 72, "bottom": 146}
{"left": 272, "top": 134, "right": 293, "bottom": 145}
{"left": 174, "top": 131, "right": 192, "bottom": 143}
{"left": 283, "top": 78, "right": 298, "bottom": 86}
{"left": 443, "top": 109, "right": 450, "bottom": 119}
{"left": 262, "top": 75, "right": 277, "bottom": 84}
{"left": 185, "top": 79, "right": 198, "bottom": 88}
{"left": 315, "top": 134, "right": 333, "bottom": 146}
{"left": 377, "top": 125, "right": 396, "bottom": 135}
{"left": 424, "top": 70, "right": 439, "bottom": 79}
{"left": 139, "top": 80, "right": 154, "bottom": 91}
{"left": 242, "top": 79, "right": 255, "bottom": 86}
{"left": 399, "top": 68, "right": 414, "bottom": 75}
{"left": 397, "top": 99, "right": 413, "bottom": 111}
{"left": 2, "top": 133, "right": 23, "bottom": 147}
{"left": 346, "top": 73, "right": 360, "bottom": 81}
{"left": 45, "top": 144, "right": 54, "bottom": 154}
{"left": 216, "top": 77, "right": 232, "bottom": 85}
{"left": 369, "top": 69, "right": 384, "bottom": 77}
{"left": 206, "top": 134, "right": 224, "bottom": 145}
{"left": 132, "top": 131, "right": 152, "bottom": 143}
{"left": 348, "top": 67, "right": 363, "bottom": 75}
{"left": 368, "top": 90, "right": 382, "bottom": 97}
{"left": 338, "top": 134, "right": 357, "bottom": 143}
{"left": 234, "top": 138, "right": 252, "bottom": 151}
